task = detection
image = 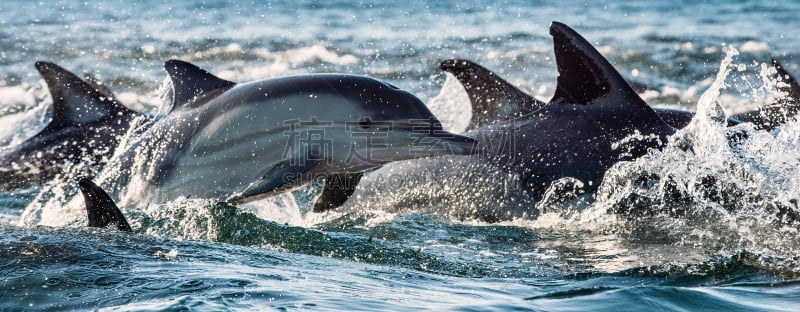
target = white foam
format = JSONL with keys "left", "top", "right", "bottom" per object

{"left": 739, "top": 41, "right": 769, "bottom": 53}
{"left": 0, "top": 84, "right": 49, "bottom": 150}
{"left": 251, "top": 44, "right": 358, "bottom": 66}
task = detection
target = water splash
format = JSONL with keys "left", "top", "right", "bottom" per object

{"left": 0, "top": 83, "right": 50, "bottom": 150}
{"left": 591, "top": 49, "right": 800, "bottom": 258}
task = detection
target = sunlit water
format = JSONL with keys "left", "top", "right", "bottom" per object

{"left": 2, "top": 1, "right": 800, "bottom": 310}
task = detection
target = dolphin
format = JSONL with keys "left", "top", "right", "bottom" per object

{"left": 314, "top": 22, "right": 678, "bottom": 218}
{"left": 442, "top": 58, "right": 800, "bottom": 131}
{"left": 0, "top": 62, "right": 140, "bottom": 191}
{"left": 100, "top": 60, "right": 478, "bottom": 206}
{"left": 463, "top": 21, "right": 676, "bottom": 201}
{"left": 78, "top": 178, "right": 133, "bottom": 232}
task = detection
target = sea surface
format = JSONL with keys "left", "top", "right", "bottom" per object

{"left": 2, "top": 0, "right": 800, "bottom": 311}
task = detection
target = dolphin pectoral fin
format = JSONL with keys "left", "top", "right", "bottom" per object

{"left": 438, "top": 59, "right": 546, "bottom": 129}
{"left": 163, "top": 59, "right": 236, "bottom": 111}
{"left": 78, "top": 178, "right": 133, "bottom": 232}
{"left": 311, "top": 172, "right": 365, "bottom": 213}
{"left": 548, "top": 22, "right": 673, "bottom": 134}
{"left": 35, "top": 62, "right": 135, "bottom": 130}
{"left": 227, "top": 159, "right": 322, "bottom": 205}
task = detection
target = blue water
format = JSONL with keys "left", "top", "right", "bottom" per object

{"left": 2, "top": 0, "right": 800, "bottom": 310}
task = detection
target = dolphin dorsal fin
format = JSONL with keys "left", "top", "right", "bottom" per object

{"left": 35, "top": 62, "right": 132, "bottom": 129}
{"left": 549, "top": 22, "right": 644, "bottom": 107}
{"left": 164, "top": 59, "right": 235, "bottom": 110}
{"left": 772, "top": 59, "right": 800, "bottom": 106}
{"left": 78, "top": 178, "right": 133, "bottom": 232}
{"left": 439, "top": 59, "right": 546, "bottom": 129}
{"left": 82, "top": 72, "right": 118, "bottom": 103}
{"left": 548, "top": 22, "right": 673, "bottom": 136}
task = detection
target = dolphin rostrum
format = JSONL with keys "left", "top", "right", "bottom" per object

{"left": 0, "top": 62, "right": 140, "bottom": 190}
{"left": 101, "top": 60, "right": 478, "bottom": 206}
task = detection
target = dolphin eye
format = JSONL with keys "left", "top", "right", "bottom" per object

{"left": 359, "top": 118, "right": 372, "bottom": 129}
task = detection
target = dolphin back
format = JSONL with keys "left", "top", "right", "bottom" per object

{"left": 548, "top": 21, "right": 674, "bottom": 138}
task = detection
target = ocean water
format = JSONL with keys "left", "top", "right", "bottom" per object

{"left": 2, "top": 0, "right": 800, "bottom": 310}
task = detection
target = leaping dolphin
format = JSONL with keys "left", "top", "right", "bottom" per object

{"left": 100, "top": 60, "right": 478, "bottom": 206}
{"left": 0, "top": 62, "right": 140, "bottom": 191}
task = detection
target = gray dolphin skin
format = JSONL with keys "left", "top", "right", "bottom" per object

{"left": 104, "top": 60, "right": 478, "bottom": 205}
{"left": 79, "top": 178, "right": 133, "bottom": 232}
{"left": 440, "top": 60, "right": 800, "bottom": 130}
{"left": 0, "top": 62, "right": 139, "bottom": 191}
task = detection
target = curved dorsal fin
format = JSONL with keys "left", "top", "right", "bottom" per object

{"left": 82, "top": 72, "right": 118, "bottom": 103}
{"left": 439, "top": 59, "right": 546, "bottom": 129}
{"left": 35, "top": 62, "right": 133, "bottom": 129}
{"left": 163, "top": 59, "right": 235, "bottom": 110}
{"left": 549, "top": 22, "right": 643, "bottom": 106}
{"left": 772, "top": 59, "right": 800, "bottom": 105}
{"left": 731, "top": 59, "right": 800, "bottom": 131}
{"left": 78, "top": 178, "right": 133, "bottom": 232}
{"left": 548, "top": 22, "right": 672, "bottom": 134}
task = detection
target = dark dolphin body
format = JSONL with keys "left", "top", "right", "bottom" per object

{"left": 462, "top": 21, "right": 676, "bottom": 200}
{"left": 100, "top": 60, "right": 477, "bottom": 207}
{"left": 440, "top": 60, "right": 800, "bottom": 131}
{"left": 0, "top": 62, "right": 140, "bottom": 191}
